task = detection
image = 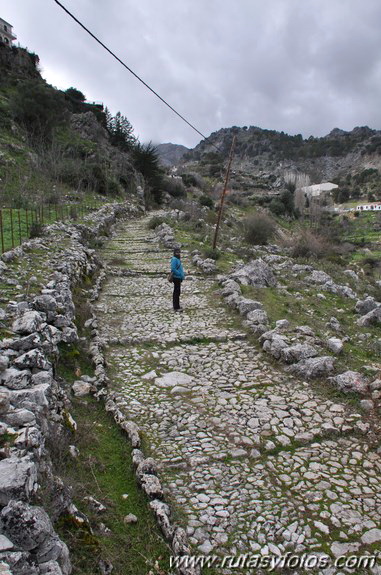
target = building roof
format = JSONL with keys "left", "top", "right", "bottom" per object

{"left": 301, "top": 182, "right": 338, "bottom": 196}
{"left": 0, "top": 18, "right": 13, "bottom": 28}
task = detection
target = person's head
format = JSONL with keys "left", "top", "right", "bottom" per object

{"left": 173, "top": 248, "right": 181, "bottom": 258}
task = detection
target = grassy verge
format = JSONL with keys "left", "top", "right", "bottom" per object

{"left": 50, "top": 283, "right": 171, "bottom": 574}
{"left": 54, "top": 395, "right": 171, "bottom": 575}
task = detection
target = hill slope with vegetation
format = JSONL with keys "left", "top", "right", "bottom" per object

{"left": 0, "top": 42, "right": 168, "bottom": 213}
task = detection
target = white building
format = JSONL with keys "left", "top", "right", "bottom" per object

{"left": 355, "top": 203, "right": 381, "bottom": 211}
{"left": 300, "top": 182, "right": 338, "bottom": 198}
{"left": 0, "top": 18, "right": 17, "bottom": 46}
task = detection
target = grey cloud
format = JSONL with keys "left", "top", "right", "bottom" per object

{"left": 1, "top": 0, "right": 381, "bottom": 147}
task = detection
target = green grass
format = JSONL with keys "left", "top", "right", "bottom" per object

{"left": 53, "top": 328, "right": 172, "bottom": 575}
{"left": 340, "top": 211, "right": 381, "bottom": 245}
{"left": 54, "top": 396, "right": 171, "bottom": 575}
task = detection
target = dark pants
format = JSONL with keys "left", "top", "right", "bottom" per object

{"left": 173, "top": 278, "right": 182, "bottom": 310}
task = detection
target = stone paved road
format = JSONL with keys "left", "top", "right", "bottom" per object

{"left": 96, "top": 216, "right": 381, "bottom": 574}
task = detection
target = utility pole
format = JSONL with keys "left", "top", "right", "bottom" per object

{"left": 212, "top": 135, "right": 236, "bottom": 250}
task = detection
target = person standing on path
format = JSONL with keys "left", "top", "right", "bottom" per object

{"left": 171, "top": 247, "right": 185, "bottom": 312}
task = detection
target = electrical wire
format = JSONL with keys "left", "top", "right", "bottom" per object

{"left": 52, "top": 0, "right": 223, "bottom": 152}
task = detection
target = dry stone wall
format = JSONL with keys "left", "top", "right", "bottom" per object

{"left": 0, "top": 201, "right": 142, "bottom": 575}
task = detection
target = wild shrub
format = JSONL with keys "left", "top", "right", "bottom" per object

{"left": 242, "top": 212, "right": 276, "bottom": 245}
{"left": 361, "top": 256, "right": 381, "bottom": 277}
{"left": 162, "top": 177, "right": 186, "bottom": 198}
{"left": 226, "top": 193, "right": 249, "bottom": 207}
{"left": 290, "top": 229, "right": 331, "bottom": 259}
{"left": 203, "top": 247, "right": 220, "bottom": 260}
{"left": 269, "top": 198, "right": 286, "bottom": 216}
{"left": 269, "top": 190, "right": 296, "bottom": 217}
{"left": 147, "top": 216, "right": 165, "bottom": 230}
{"left": 107, "top": 180, "right": 121, "bottom": 196}
{"left": 29, "top": 222, "right": 44, "bottom": 239}
{"left": 181, "top": 172, "right": 204, "bottom": 189}
{"left": 205, "top": 210, "right": 217, "bottom": 225}
{"left": 199, "top": 194, "right": 214, "bottom": 208}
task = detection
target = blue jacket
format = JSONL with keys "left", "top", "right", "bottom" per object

{"left": 171, "top": 256, "right": 185, "bottom": 280}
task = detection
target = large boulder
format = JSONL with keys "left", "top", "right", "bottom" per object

{"left": 154, "top": 372, "right": 194, "bottom": 389}
{"left": 246, "top": 309, "right": 269, "bottom": 325}
{"left": 6, "top": 334, "right": 42, "bottom": 353}
{"left": 150, "top": 500, "right": 173, "bottom": 541}
{"left": 0, "top": 457, "right": 38, "bottom": 505}
{"left": 329, "top": 371, "right": 368, "bottom": 394}
{"left": 262, "top": 334, "right": 289, "bottom": 359}
{"left": 139, "top": 474, "right": 163, "bottom": 499}
{"left": 357, "top": 307, "right": 381, "bottom": 327}
{"left": 9, "top": 383, "right": 51, "bottom": 413}
{"left": 355, "top": 296, "right": 379, "bottom": 315}
{"left": 0, "top": 501, "right": 53, "bottom": 551}
{"left": 323, "top": 281, "right": 357, "bottom": 299}
{"left": 280, "top": 344, "right": 319, "bottom": 364}
{"left": 326, "top": 337, "right": 344, "bottom": 354}
{"left": 13, "top": 350, "right": 51, "bottom": 371}
{"left": 0, "top": 552, "right": 39, "bottom": 575}
{"left": 220, "top": 279, "right": 241, "bottom": 297}
{"left": 231, "top": 258, "right": 277, "bottom": 287}
{"left": 33, "top": 295, "right": 58, "bottom": 313}
{"left": 0, "top": 368, "right": 32, "bottom": 390}
{"left": 289, "top": 356, "right": 335, "bottom": 379}
{"left": 12, "top": 311, "right": 44, "bottom": 335}
{"left": 236, "top": 298, "right": 263, "bottom": 316}
{"left": 0, "top": 501, "right": 71, "bottom": 574}
{"left": 306, "top": 270, "right": 332, "bottom": 284}
{"left": 3, "top": 408, "right": 36, "bottom": 428}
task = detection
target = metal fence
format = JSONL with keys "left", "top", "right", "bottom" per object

{"left": 0, "top": 203, "right": 98, "bottom": 254}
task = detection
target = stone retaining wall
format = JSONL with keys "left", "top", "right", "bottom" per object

{"left": 0, "top": 201, "right": 142, "bottom": 575}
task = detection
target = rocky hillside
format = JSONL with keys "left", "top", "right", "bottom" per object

{"left": 156, "top": 142, "right": 189, "bottom": 167}
{"left": 177, "top": 125, "right": 381, "bottom": 198}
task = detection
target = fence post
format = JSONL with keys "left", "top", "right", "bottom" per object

{"left": 26, "top": 208, "right": 29, "bottom": 236}
{"left": 18, "top": 209, "right": 21, "bottom": 245}
{"left": 0, "top": 209, "right": 4, "bottom": 253}
{"left": 10, "top": 208, "right": 14, "bottom": 248}
{"left": 41, "top": 204, "right": 44, "bottom": 224}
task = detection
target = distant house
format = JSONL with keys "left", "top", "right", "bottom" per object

{"left": 355, "top": 202, "right": 381, "bottom": 211}
{"left": 300, "top": 182, "right": 338, "bottom": 198}
{"left": 0, "top": 18, "right": 17, "bottom": 46}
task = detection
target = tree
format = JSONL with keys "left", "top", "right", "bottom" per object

{"left": 65, "top": 87, "right": 86, "bottom": 102}
{"left": 11, "top": 79, "right": 68, "bottom": 144}
{"left": 108, "top": 111, "right": 136, "bottom": 151}
{"left": 280, "top": 189, "right": 295, "bottom": 215}
{"left": 132, "top": 142, "right": 163, "bottom": 204}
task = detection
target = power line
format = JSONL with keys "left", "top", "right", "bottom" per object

{"left": 52, "top": 0, "right": 222, "bottom": 150}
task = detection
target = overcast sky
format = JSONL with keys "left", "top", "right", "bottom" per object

{"left": 2, "top": 0, "right": 381, "bottom": 148}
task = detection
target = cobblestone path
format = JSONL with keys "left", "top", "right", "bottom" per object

{"left": 95, "top": 216, "right": 381, "bottom": 574}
